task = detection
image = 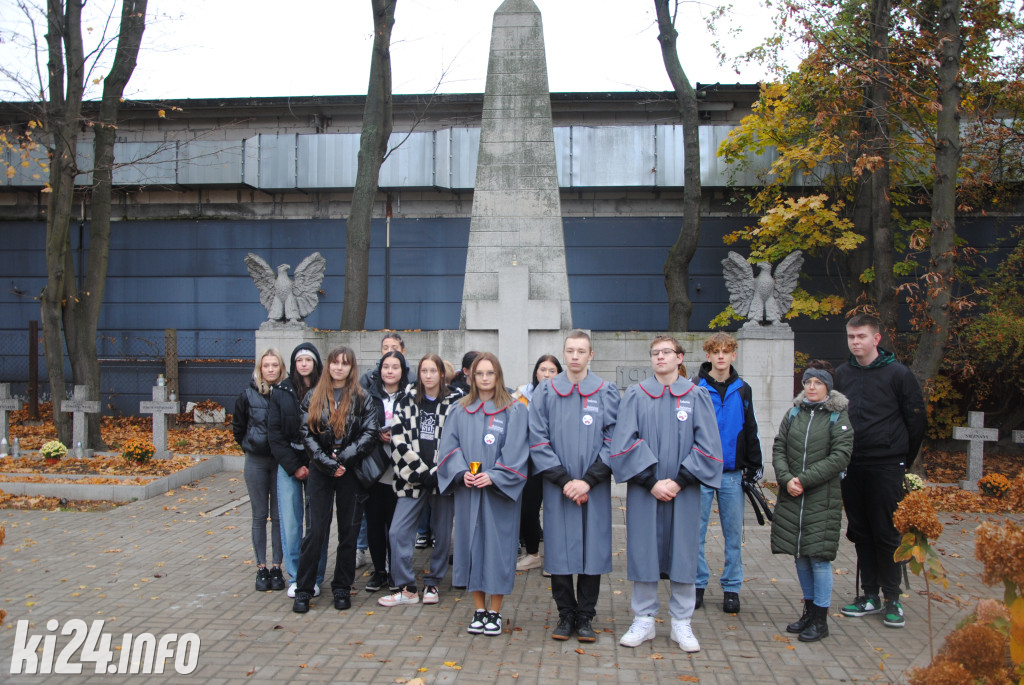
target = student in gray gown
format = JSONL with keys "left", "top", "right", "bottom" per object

{"left": 609, "top": 336, "right": 724, "bottom": 653}
{"left": 529, "top": 330, "right": 619, "bottom": 643}
{"left": 437, "top": 352, "right": 529, "bottom": 637}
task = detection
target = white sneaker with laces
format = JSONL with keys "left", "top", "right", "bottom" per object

{"left": 671, "top": 619, "right": 700, "bottom": 652}
{"left": 378, "top": 590, "right": 419, "bottom": 607}
{"left": 287, "top": 582, "right": 297, "bottom": 598}
{"left": 313, "top": 584, "right": 321, "bottom": 597}
{"left": 422, "top": 586, "right": 439, "bottom": 604}
{"left": 355, "top": 548, "right": 369, "bottom": 569}
{"left": 619, "top": 617, "right": 656, "bottom": 647}
{"left": 515, "top": 553, "right": 543, "bottom": 571}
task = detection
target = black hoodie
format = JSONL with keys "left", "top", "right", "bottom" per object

{"left": 268, "top": 343, "right": 323, "bottom": 476}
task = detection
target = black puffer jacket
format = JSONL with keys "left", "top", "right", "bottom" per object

{"left": 232, "top": 381, "right": 272, "bottom": 456}
{"left": 300, "top": 390, "right": 379, "bottom": 476}
{"left": 834, "top": 348, "right": 926, "bottom": 467}
{"left": 268, "top": 344, "right": 323, "bottom": 476}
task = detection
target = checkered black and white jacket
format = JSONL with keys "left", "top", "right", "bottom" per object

{"left": 390, "top": 386, "right": 464, "bottom": 498}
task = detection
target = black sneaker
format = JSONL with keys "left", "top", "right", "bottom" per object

{"left": 551, "top": 615, "right": 573, "bottom": 641}
{"left": 841, "top": 595, "right": 883, "bottom": 617}
{"left": 255, "top": 566, "right": 271, "bottom": 592}
{"left": 415, "top": 532, "right": 430, "bottom": 549}
{"left": 333, "top": 593, "right": 351, "bottom": 610}
{"left": 269, "top": 566, "right": 286, "bottom": 591}
{"left": 576, "top": 617, "right": 597, "bottom": 643}
{"left": 694, "top": 587, "right": 705, "bottom": 609}
{"left": 723, "top": 591, "right": 740, "bottom": 614}
{"left": 365, "top": 571, "right": 389, "bottom": 592}
{"left": 483, "top": 611, "right": 503, "bottom": 636}
{"left": 292, "top": 592, "right": 311, "bottom": 613}
{"left": 882, "top": 599, "right": 905, "bottom": 628}
{"left": 467, "top": 609, "right": 488, "bottom": 634}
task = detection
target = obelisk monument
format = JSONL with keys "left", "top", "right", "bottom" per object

{"left": 461, "top": 0, "right": 572, "bottom": 387}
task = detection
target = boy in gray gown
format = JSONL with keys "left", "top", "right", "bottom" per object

{"left": 609, "top": 336, "right": 723, "bottom": 652}
{"left": 529, "top": 330, "right": 619, "bottom": 642}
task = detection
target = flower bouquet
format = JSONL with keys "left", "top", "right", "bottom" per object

{"left": 977, "top": 473, "right": 1010, "bottom": 498}
{"left": 40, "top": 440, "right": 68, "bottom": 465}
{"left": 121, "top": 438, "right": 156, "bottom": 465}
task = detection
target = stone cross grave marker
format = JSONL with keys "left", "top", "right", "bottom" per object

{"left": 140, "top": 385, "right": 179, "bottom": 459}
{"left": 0, "top": 383, "right": 24, "bottom": 445}
{"left": 61, "top": 385, "right": 100, "bottom": 457}
{"left": 465, "top": 265, "right": 561, "bottom": 387}
{"left": 953, "top": 411, "right": 998, "bottom": 491}
{"left": 1014, "top": 430, "right": 1023, "bottom": 447}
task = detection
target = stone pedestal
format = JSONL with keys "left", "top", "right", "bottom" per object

{"left": 735, "top": 325, "right": 795, "bottom": 482}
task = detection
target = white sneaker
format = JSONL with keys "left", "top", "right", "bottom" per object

{"left": 619, "top": 617, "right": 656, "bottom": 647}
{"left": 378, "top": 589, "right": 419, "bottom": 607}
{"left": 422, "top": 586, "right": 439, "bottom": 605}
{"left": 671, "top": 620, "right": 700, "bottom": 652}
{"left": 287, "top": 582, "right": 297, "bottom": 598}
{"left": 515, "top": 553, "right": 543, "bottom": 571}
{"left": 355, "top": 548, "right": 369, "bottom": 569}
{"left": 313, "top": 584, "right": 321, "bottom": 597}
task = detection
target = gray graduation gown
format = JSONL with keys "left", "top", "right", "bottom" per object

{"left": 609, "top": 376, "right": 724, "bottom": 583}
{"left": 437, "top": 399, "right": 529, "bottom": 594}
{"left": 529, "top": 372, "right": 619, "bottom": 575}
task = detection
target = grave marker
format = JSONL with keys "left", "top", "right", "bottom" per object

{"left": 0, "top": 383, "right": 24, "bottom": 445}
{"left": 61, "top": 385, "right": 100, "bottom": 457}
{"left": 953, "top": 411, "right": 998, "bottom": 491}
{"left": 140, "top": 385, "right": 179, "bottom": 459}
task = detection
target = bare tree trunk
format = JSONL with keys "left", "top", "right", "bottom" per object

{"left": 911, "top": 0, "right": 961, "bottom": 391}
{"left": 340, "top": 0, "right": 396, "bottom": 330}
{"left": 655, "top": 0, "right": 699, "bottom": 331}
{"left": 41, "top": 0, "right": 84, "bottom": 446}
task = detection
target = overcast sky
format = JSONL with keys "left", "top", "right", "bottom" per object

{"left": 0, "top": 0, "right": 790, "bottom": 102}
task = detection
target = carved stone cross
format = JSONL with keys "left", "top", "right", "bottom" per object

{"left": 61, "top": 385, "right": 100, "bottom": 457}
{"left": 464, "top": 265, "right": 561, "bottom": 385}
{"left": 953, "top": 411, "right": 998, "bottom": 491}
{"left": 140, "top": 385, "right": 180, "bottom": 459}
{"left": 0, "top": 383, "right": 23, "bottom": 445}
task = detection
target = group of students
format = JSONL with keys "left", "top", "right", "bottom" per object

{"left": 231, "top": 314, "right": 924, "bottom": 651}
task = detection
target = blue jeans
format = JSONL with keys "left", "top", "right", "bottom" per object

{"left": 357, "top": 513, "right": 368, "bottom": 551}
{"left": 696, "top": 469, "right": 744, "bottom": 592}
{"left": 794, "top": 556, "right": 833, "bottom": 608}
{"left": 276, "top": 465, "right": 328, "bottom": 585}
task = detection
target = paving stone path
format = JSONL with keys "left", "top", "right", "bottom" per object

{"left": 0, "top": 471, "right": 1012, "bottom": 684}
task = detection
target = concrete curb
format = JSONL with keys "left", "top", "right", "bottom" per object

{"left": 0, "top": 454, "right": 232, "bottom": 502}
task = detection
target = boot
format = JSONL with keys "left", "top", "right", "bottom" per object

{"left": 798, "top": 604, "right": 829, "bottom": 642}
{"left": 786, "top": 599, "right": 814, "bottom": 634}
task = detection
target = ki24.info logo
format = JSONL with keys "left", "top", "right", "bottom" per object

{"left": 10, "top": 619, "right": 200, "bottom": 675}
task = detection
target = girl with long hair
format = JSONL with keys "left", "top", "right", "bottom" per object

{"left": 232, "top": 348, "right": 287, "bottom": 593}
{"left": 438, "top": 352, "right": 529, "bottom": 636}
{"left": 292, "top": 346, "right": 378, "bottom": 613}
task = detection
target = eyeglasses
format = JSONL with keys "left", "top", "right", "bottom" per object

{"left": 650, "top": 348, "right": 678, "bottom": 357}
{"left": 474, "top": 370, "right": 496, "bottom": 378}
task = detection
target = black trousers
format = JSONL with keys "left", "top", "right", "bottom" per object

{"left": 551, "top": 573, "right": 601, "bottom": 620}
{"left": 364, "top": 481, "right": 397, "bottom": 575}
{"left": 519, "top": 474, "right": 543, "bottom": 555}
{"left": 297, "top": 466, "right": 363, "bottom": 597}
{"left": 841, "top": 462, "right": 905, "bottom": 600}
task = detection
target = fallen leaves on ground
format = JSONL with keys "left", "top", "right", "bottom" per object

{"left": 0, "top": 491, "right": 119, "bottom": 511}
{"left": 0, "top": 455, "right": 202, "bottom": 484}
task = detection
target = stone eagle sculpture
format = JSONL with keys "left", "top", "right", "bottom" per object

{"left": 244, "top": 252, "right": 326, "bottom": 325}
{"left": 721, "top": 250, "right": 804, "bottom": 327}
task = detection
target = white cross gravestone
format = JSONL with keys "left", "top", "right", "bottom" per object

{"left": 0, "top": 383, "right": 24, "bottom": 445}
{"left": 953, "top": 411, "right": 999, "bottom": 491}
{"left": 465, "top": 265, "right": 561, "bottom": 387}
{"left": 61, "top": 385, "right": 100, "bottom": 457}
{"left": 1014, "top": 430, "right": 1024, "bottom": 447}
{"left": 140, "top": 385, "right": 179, "bottom": 459}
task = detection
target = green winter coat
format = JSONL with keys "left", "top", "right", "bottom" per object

{"left": 770, "top": 391, "right": 853, "bottom": 561}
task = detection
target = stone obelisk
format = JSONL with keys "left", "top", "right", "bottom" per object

{"left": 461, "top": 0, "right": 572, "bottom": 387}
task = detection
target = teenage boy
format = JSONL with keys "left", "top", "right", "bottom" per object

{"left": 529, "top": 330, "right": 619, "bottom": 643}
{"left": 693, "top": 333, "right": 762, "bottom": 614}
{"left": 360, "top": 333, "right": 417, "bottom": 389}
{"left": 609, "top": 336, "right": 723, "bottom": 653}
{"left": 835, "top": 314, "right": 925, "bottom": 629}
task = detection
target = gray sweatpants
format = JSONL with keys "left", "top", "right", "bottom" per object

{"left": 631, "top": 580, "right": 696, "bottom": 621}
{"left": 388, "top": 492, "right": 454, "bottom": 589}
{"left": 244, "top": 452, "right": 282, "bottom": 566}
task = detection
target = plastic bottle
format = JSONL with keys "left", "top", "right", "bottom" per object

{"left": 0, "top": 437, "right": 8, "bottom": 457}
{"left": 11, "top": 437, "right": 19, "bottom": 457}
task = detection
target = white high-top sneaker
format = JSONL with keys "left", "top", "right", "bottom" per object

{"left": 619, "top": 617, "right": 656, "bottom": 647}
{"left": 671, "top": 619, "right": 700, "bottom": 652}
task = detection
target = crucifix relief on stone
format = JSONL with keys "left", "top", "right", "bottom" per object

{"left": 464, "top": 265, "right": 561, "bottom": 385}
{"left": 953, "top": 411, "right": 998, "bottom": 491}
{"left": 141, "top": 385, "right": 180, "bottom": 459}
{"left": 61, "top": 385, "right": 101, "bottom": 457}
